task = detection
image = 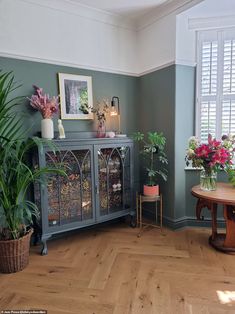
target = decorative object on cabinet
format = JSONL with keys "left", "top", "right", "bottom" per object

{"left": 29, "top": 85, "right": 59, "bottom": 139}
{"left": 133, "top": 131, "right": 168, "bottom": 196}
{"left": 58, "top": 119, "right": 66, "bottom": 139}
{"left": 34, "top": 137, "right": 135, "bottom": 255}
{"left": 91, "top": 99, "right": 110, "bottom": 138}
{"left": 106, "top": 131, "right": 115, "bottom": 138}
{"left": 110, "top": 96, "right": 127, "bottom": 137}
{"left": 0, "top": 71, "right": 65, "bottom": 273}
{"left": 58, "top": 73, "right": 93, "bottom": 120}
{"left": 41, "top": 119, "right": 54, "bottom": 139}
{"left": 110, "top": 96, "right": 120, "bottom": 134}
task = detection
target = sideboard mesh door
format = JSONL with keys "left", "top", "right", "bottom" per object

{"left": 97, "top": 146, "right": 131, "bottom": 217}
{"left": 45, "top": 149, "right": 93, "bottom": 227}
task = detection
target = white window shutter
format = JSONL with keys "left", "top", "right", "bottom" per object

{"left": 200, "top": 101, "right": 216, "bottom": 142}
{"left": 198, "top": 38, "right": 218, "bottom": 141}
{"left": 201, "top": 41, "right": 218, "bottom": 96}
{"left": 197, "top": 29, "right": 235, "bottom": 140}
{"left": 223, "top": 40, "right": 235, "bottom": 95}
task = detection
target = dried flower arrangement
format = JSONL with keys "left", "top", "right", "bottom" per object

{"left": 91, "top": 99, "right": 110, "bottom": 124}
{"left": 29, "top": 85, "right": 59, "bottom": 119}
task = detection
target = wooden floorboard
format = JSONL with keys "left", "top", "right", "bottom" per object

{"left": 1, "top": 223, "right": 235, "bottom": 313}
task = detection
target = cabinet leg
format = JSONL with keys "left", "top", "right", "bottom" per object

{"left": 33, "top": 231, "right": 41, "bottom": 246}
{"left": 32, "top": 219, "right": 41, "bottom": 246}
{"left": 130, "top": 214, "right": 136, "bottom": 228}
{"left": 41, "top": 236, "right": 51, "bottom": 256}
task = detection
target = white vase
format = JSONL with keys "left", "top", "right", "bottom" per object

{"left": 41, "top": 119, "right": 54, "bottom": 139}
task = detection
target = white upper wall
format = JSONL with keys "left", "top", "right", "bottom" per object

{"left": 137, "top": 13, "right": 176, "bottom": 75}
{"left": 134, "top": 0, "right": 203, "bottom": 74}
{"left": 2, "top": 0, "right": 230, "bottom": 75}
{"left": 0, "top": 0, "right": 205, "bottom": 76}
{"left": 176, "top": 0, "right": 235, "bottom": 65}
{"left": 0, "top": 0, "right": 138, "bottom": 75}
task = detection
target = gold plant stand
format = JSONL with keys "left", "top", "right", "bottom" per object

{"left": 136, "top": 192, "right": 163, "bottom": 237}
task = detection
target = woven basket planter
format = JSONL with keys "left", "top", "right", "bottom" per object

{"left": 0, "top": 229, "right": 33, "bottom": 273}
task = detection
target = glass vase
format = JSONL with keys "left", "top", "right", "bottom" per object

{"left": 96, "top": 121, "right": 106, "bottom": 138}
{"left": 200, "top": 169, "right": 217, "bottom": 191}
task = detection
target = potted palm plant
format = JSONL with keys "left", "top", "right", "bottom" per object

{"left": 133, "top": 131, "right": 168, "bottom": 196}
{"left": 0, "top": 71, "right": 64, "bottom": 273}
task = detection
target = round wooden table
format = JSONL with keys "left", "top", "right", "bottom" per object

{"left": 192, "top": 182, "right": 235, "bottom": 253}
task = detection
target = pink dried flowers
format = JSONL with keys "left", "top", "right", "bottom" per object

{"left": 29, "top": 85, "right": 59, "bottom": 119}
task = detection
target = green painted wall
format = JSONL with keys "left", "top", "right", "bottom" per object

{"left": 0, "top": 57, "right": 138, "bottom": 137}
{"left": 1, "top": 56, "right": 229, "bottom": 228}
{"left": 174, "top": 65, "right": 195, "bottom": 220}
{"left": 137, "top": 64, "right": 228, "bottom": 228}
{"left": 175, "top": 65, "right": 227, "bottom": 228}
{"left": 137, "top": 65, "right": 175, "bottom": 219}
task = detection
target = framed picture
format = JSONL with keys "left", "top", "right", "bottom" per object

{"left": 58, "top": 73, "right": 93, "bottom": 120}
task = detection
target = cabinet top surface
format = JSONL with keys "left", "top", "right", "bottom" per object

{"left": 53, "top": 137, "right": 132, "bottom": 141}
{"left": 51, "top": 136, "right": 133, "bottom": 144}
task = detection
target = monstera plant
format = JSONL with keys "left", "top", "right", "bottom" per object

{"left": 133, "top": 131, "right": 168, "bottom": 196}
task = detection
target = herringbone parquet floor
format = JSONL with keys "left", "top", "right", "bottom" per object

{"left": 1, "top": 223, "right": 235, "bottom": 314}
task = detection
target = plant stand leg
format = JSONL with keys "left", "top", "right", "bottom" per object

{"left": 138, "top": 195, "right": 143, "bottom": 237}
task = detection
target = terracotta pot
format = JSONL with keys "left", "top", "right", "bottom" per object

{"left": 0, "top": 229, "right": 33, "bottom": 273}
{"left": 143, "top": 184, "right": 159, "bottom": 196}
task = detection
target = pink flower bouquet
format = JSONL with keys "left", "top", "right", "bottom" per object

{"left": 29, "top": 85, "right": 59, "bottom": 119}
{"left": 186, "top": 134, "right": 234, "bottom": 173}
{"left": 186, "top": 134, "right": 235, "bottom": 190}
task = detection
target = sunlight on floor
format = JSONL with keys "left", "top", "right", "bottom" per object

{"left": 217, "top": 290, "right": 235, "bottom": 305}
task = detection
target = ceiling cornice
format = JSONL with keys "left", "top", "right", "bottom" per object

{"left": 20, "top": 0, "right": 203, "bottom": 32}
{"left": 20, "top": 0, "right": 137, "bottom": 31}
{"left": 136, "top": 0, "right": 205, "bottom": 31}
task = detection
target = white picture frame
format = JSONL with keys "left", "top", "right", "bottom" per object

{"left": 58, "top": 73, "right": 93, "bottom": 120}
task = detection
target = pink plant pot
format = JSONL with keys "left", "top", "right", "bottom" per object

{"left": 143, "top": 185, "right": 159, "bottom": 196}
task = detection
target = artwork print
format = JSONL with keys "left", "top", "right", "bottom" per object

{"left": 58, "top": 73, "right": 93, "bottom": 119}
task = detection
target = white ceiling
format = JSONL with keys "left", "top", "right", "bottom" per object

{"left": 70, "top": 0, "right": 173, "bottom": 20}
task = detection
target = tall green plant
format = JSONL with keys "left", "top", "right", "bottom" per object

{"left": 0, "top": 70, "right": 65, "bottom": 240}
{"left": 0, "top": 71, "right": 25, "bottom": 145}
{"left": 133, "top": 131, "right": 168, "bottom": 186}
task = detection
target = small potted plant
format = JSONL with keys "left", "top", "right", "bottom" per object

{"left": 0, "top": 71, "right": 64, "bottom": 273}
{"left": 133, "top": 131, "right": 168, "bottom": 196}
